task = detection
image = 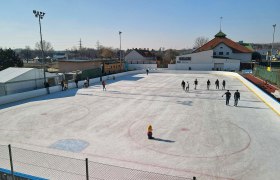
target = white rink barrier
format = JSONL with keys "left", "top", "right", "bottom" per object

{"left": 1, "top": 69, "right": 279, "bottom": 116}
{"left": 0, "top": 70, "right": 146, "bottom": 105}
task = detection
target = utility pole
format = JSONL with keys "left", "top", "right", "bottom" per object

{"left": 79, "top": 38, "right": 82, "bottom": 50}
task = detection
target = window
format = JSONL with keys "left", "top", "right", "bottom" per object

{"left": 220, "top": 46, "right": 223, "bottom": 49}
{"left": 213, "top": 52, "right": 216, "bottom": 55}
{"left": 179, "top": 57, "right": 191, "bottom": 60}
{"left": 219, "top": 52, "right": 223, "bottom": 55}
{"left": 226, "top": 52, "right": 229, "bottom": 55}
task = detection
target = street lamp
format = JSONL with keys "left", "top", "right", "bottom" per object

{"left": 270, "top": 24, "right": 276, "bottom": 69}
{"left": 119, "top": 31, "right": 122, "bottom": 71}
{"left": 33, "top": 10, "right": 47, "bottom": 85}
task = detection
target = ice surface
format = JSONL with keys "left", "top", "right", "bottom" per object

{"left": 0, "top": 72, "right": 279, "bottom": 179}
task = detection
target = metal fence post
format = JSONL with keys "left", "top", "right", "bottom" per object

{"left": 85, "top": 158, "right": 89, "bottom": 180}
{"left": 8, "top": 144, "right": 15, "bottom": 180}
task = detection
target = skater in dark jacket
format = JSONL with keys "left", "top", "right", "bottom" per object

{"left": 186, "top": 82, "right": 190, "bottom": 92}
{"left": 194, "top": 79, "right": 198, "bottom": 90}
{"left": 234, "top": 90, "right": 240, "bottom": 106}
{"left": 181, "top": 80, "right": 185, "bottom": 90}
{"left": 61, "top": 80, "right": 64, "bottom": 91}
{"left": 222, "top": 90, "right": 231, "bottom": 105}
{"left": 222, "top": 80, "right": 226, "bottom": 90}
{"left": 215, "top": 79, "right": 219, "bottom": 89}
{"left": 75, "top": 78, "right": 78, "bottom": 88}
{"left": 207, "top": 79, "right": 211, "bottom": 90}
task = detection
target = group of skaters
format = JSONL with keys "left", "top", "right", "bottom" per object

{"left": 60, "top": 77, "right": 107, "bottom": 91}
{"left": 181, "top": 78, "right": 241, "bottom": 106}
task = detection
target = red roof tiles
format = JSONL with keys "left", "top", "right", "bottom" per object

{"left": 193, "top": 36, "right": 253, "bottom": 53}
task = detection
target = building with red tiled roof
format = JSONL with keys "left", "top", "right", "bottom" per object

{"left": 168, "top": 31, "right": 254, "bottom": 71}
{"left": 193, "top": 31, "right": 253, "bottom": 62}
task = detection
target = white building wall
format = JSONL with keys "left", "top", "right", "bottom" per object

{"left": 213, "top": 43, "right": 232, "bottom": 56}
{"left": 173, "top": 50, "right": 240, "bottom": 71}
{"left": 125, "top": 50, "right": 156, "bottom": 64}
{"left": 5, "top": 79, "right": 45, "bottom": 95}
{"left": 231, "top": 53, "right": 252, "bottom": 63}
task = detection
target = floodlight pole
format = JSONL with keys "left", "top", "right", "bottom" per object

{"left": 270, "top": 24, "right": 276, "bottom": 69}
{"left": 33, "top": 10, "right": 46, "bottom": 85}
{"left": 119, "top": 31, "right": 122, "bottom": 71}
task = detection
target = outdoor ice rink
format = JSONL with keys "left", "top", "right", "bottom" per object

{"left": 0, "top": 72, "right": 280, "bottom": 180}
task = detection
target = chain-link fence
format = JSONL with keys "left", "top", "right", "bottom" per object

{"left": 253, "top": 65, "right": 280, "bottom": 87}
{"left": 0, "top": 144, "right": 194, "bottom": 180}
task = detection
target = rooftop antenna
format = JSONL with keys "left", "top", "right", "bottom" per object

{"left": 220, "top": 16, "right": 223, "bottom": 31}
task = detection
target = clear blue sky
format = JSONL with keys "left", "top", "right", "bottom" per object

{"left": 1, "top": 0, "right": 279, "bottom": 51}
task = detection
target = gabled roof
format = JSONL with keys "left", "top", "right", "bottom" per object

{"left": 0, "top": 68, "right": 34, "bottom": 83}
{"left": 134, "top": 49, "right": 155, "bottom": 58}
{"left": 194, "top": 31, "right": 253, "bottom": 53}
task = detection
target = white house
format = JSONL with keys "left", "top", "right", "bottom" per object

{"left": 0, "top": 67, "right": 60, "bottom": 96}
{"left": 169, "top": 31, "right": 252, "bottom": 71}
{"left": 125, "top": 49, "right": 157, "bottom": 70}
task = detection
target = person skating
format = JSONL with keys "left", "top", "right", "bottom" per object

{"left": 222, "top": 90, "right": 231, "bottom": 105}
{"left": 194, "top": 79, "right": 198, "bottom": 90}
{"left": 102, "top": 80, "right": 106, "bottom": 91}
{"left": 222, "top": 80, "right": 226, "bottom": 90}
{"left": 181, "top": 80, "right": 185, "bottom": 90}
{"left": 215, "top": 79, "right": 219, "bottom": 89}
{"left": 86, "top": 77, "right": 90, "bottom": 87}
{"left": 64, "top": 80, "right": 68, "bottom": 90}
{"left": 186, "top": 82, "right": 189, "bottom": 92}
{"left": 83, "top": 79, "right": 88, "bottom": 88}
{"left": 44, "top": 81, "right": 50, "bottom": 94}
{"left": 61, "top": 80, "right": 64, "bottom": 91}
{"left": 234, "top": 90, "right": 240, "bottom": 106}
{"left": 207, "top": 79, "right": 211, "bottom": 90}
{"left": 147, "top": 125, "right": 153, "bottom": 139}
{"left": 146, "top": 69, "right": 149, "bottom": 75}
{"left": 75, "top": 78, "right": 78, "bottom": 88}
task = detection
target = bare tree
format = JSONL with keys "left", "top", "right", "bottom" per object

{"left": 100, "top": 47, "right": 115, "bottom": 58}
{"left": 194, "top": 36, "right": 209, "bottom": 49}
{"left": 21, "top": 46, "right": 32, "bottom": 63}
{"left": 35, "top": 40, "right": 54, "bottom": 54}
{"left": 163, "top": 49, "right": 179, "bottom": 65}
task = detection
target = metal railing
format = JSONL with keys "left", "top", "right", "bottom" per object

{"left": 0, "top": 144, "right": 194, "bottom": 180}
{"left": 253, "top": 65, "right": 280, "bottom": 87}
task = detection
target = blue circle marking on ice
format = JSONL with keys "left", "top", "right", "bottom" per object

{"left": 50, "top": 139, "right": 89, "bottom": 152}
